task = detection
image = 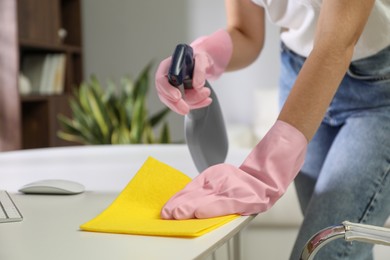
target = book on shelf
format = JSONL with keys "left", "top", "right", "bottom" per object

{"left": 21, "top": 53, "right": 66, "bottom": 95}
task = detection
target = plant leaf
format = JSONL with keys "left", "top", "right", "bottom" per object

{"left": 57, "top": 114, "right": 99, "bottom": 144}
{"left": 78, "top": 82, "right": 93, "bottom": 114}
{"left": 159, "top": 122, "right": 171, "bottom": 144}
{"left": 130, "top": 97, "right": 146, "bottom": 143}
{"left": 57, "top": 61, "right": 172, "bottom": 145}
{"left": 144, "top": 124, "right": 155, "bottom": 144}
{"left": 57, "top": 130, "right": 87, "bottom": 144}
{"left": 133, "top": 63, "right": 152, "bottom": 102}
{"left": 111, "top": 126, "right": 132, "bottom": 144}
{"left": 87, "top": 79, "right": 111, "bottom": 143}
{"left": 149, "top": 108, "right": 171, "bottom": 127}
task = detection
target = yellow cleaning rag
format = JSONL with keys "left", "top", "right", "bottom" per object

{"left": 80, "top": 156, "right": 238, "bottom": 237}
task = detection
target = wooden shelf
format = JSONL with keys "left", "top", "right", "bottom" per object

{"left": 21, "top": 94, "right": 73, "bottom": 149}
{"left": 19, "top": 39, "right": 82, "bottom": 54}
{"left": 16, "top": 0, "right": 83, "bottom": 149}
{"left": 20, "top": 94, "right": 68, "bottom": 102}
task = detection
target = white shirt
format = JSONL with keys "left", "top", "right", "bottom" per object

{"left": 252, "top": 0, "right": 390, "bottom": 60}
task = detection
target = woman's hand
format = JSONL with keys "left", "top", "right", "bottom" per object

{"left": 155, "top": 30, "right": 232, "bottom": 115}
{"left": 161, "top": 120, "right": 307, "bottom": 219}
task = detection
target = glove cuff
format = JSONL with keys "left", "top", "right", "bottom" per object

{"left": 240, "top": 120, "right": 308, "bottom": 194}
{"left": 190, "top": 29, "right": 233, "bottom": 79}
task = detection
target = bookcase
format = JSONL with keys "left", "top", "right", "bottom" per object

{"left": 17, "top": 0, "right": 83, "bottom": 149}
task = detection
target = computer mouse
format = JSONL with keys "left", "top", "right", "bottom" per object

{"left": 19, "top": 179, "right": 85, "bottom": 195}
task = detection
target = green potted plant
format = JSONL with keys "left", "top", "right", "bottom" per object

{"left": 57, "top": 63, "right": 171, "bottom": 145}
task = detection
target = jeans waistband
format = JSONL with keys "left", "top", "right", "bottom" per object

{"left": 280, "top": 41, "right": 307, "bottom": 60}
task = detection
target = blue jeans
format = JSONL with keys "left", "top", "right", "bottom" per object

{"left": 279, "top": 43, "right": 390, "bottom": 260}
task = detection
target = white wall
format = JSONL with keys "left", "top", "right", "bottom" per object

{"left": 82, "top": 0, "right": 190, "bottom": 142}
{"left": 82, "top": 0, "right": 281, "bottom": 144}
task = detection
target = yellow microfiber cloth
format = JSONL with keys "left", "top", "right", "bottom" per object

{"left": 80, "top": 156, "right": 238, "bottom": 237}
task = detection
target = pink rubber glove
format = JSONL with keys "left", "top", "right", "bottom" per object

{"left": 155, "top": 29, "right": 233, "bottom": 115}
{"left": 161, "top": 120, "right": 308, "bottom": 219}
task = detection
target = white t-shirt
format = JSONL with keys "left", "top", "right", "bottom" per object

{"left": 252, "top": 0, "right": 390, "bottom": 60}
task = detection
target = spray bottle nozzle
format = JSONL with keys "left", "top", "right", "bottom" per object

{"left": 168, "top": 44, "right": 194, "bottom": 89}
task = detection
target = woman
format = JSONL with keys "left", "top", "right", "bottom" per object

{"left": 155, "top": 0, "right": 390, "bottom": 259}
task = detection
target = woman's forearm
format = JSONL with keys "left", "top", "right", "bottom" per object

{"left": 225, "top": 0, "right": 265, "bottom": 71}
{"left": 278, "top": 46, "right": 352, "bottom": 141}
{"left": 278, "top": 0, "right": 374, "bottom": 141}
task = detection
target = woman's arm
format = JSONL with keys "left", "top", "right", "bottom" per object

{"left": 225, "top": 0, "right": 266, "bottom": 71}
{"left": 278, "top": 0, "right": 375, "bottom": 141}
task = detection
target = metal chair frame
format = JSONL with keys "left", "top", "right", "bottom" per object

{"left": 300, "top": 221, "right": 390, "bottom": 260}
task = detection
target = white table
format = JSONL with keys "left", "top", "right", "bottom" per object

{"left": 0, "top": 144, "right": 253, "bottom": 260}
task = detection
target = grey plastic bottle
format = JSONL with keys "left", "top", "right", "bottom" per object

{"left": 168, "top": 44, "right": 228, "bottom": 172}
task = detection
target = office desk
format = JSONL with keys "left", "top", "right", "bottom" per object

{"left": 0, "top": 144, "right": 253, "bottom": 260}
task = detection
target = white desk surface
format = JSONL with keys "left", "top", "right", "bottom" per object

{"left": 0, "top": 144, "right": 253, "bottom": 260}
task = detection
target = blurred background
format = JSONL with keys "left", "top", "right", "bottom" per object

{"left": 3, "top": 0, "right": 281, "bottom": 150}
{"left": 82, "top": 0, "right": 281, "bottom": 146}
